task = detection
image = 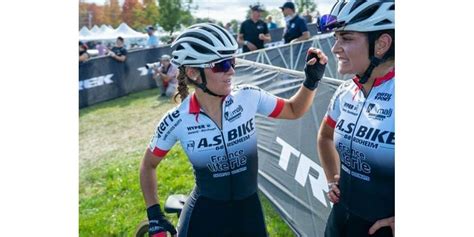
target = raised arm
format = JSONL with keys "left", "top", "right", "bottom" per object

{"left": 275, "top": 48, "right": 328, "bottom": 119}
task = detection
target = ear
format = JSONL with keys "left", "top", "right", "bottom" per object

{"left": 185, "top": 67, "right": 199, "bottom": 81}
{"left": 375, "top": 33, "right": 393, "bottom": 58}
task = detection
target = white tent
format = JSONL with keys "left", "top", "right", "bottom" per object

{"left": 79, "top": 26, "right": 92, "bottom": 38}
{"left": 114, "top": 23, "right": 147, "bottom": 39}
{"left": 90, "top": 25, "right": 100, "bottom": 33}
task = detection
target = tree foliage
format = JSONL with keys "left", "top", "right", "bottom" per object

{"left": 157, "top": 0, "right": 193, "bottom": 35}
{"left": 295, "top": 0, "right": 318, "bottom": 14}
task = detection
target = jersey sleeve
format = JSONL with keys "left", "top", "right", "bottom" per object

{"left": 324, "top": 83, "right": 345, "bottom": 128}
{"left": 238, "top": 85, "right": 284, "bottom": 118}
{"left": 148, "top": 109, "right": 180, "bottom": 157}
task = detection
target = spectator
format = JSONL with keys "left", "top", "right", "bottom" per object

{"left": 108, "top": 36, "right": 127, "bottom": 62}
{"left": 238, "top": 4, "right": 271, "bottom": 53}
{"left": 303, "top": 10, "right": 313, "bottom": 23}
{"left": 280, "top": 1, "right": 310, "bottom": 43}
{"left": 266, "top": 15, "right": 278, "bottom": 30}
{"left": 225, "top": 22, "right": 234, "bottom": 34}
{"left": 95, "top": 41, "right": 107, "bottom": 56}
{"left": 146, "top": 25, "right": 160, "bottom": 48}
{"left": 79, "top": 41, "right": 89, "bottom": 63}
{"left": 152, "top": 54, "right": 178, "bottom": 98}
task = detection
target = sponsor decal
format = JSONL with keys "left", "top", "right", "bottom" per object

{"left": 207, "top": 149, "right": 248, "bottom": 178}
{"left": 366, "top": 103, "right": 393, "bottom": 120}
{"left": 79, "top": 74, "right": 113, "bottom": 90}
{"left": 336, "top": 119, "right": 395, "bottom": 145}
{"left": 225, "top": 97, "right": 234, "bottom": 107}
{"left": 186, "top": 140, "right": 195, "bottom": 152}
{"left": 374, "top": 92, "right": 392, "bottom": 101}
{"left": 338, "top": 143, "right": 371, "bottom": 181}
{"left": 227, "top": 118, "right": 254, "bottom": 142}
{"left": 342, "top": 102, "right": 360, "bottom": 116}
{"left": 276, "top": 137, "right": 331, "bottom": 207}
{"left": 224, "top": 105, "right": 243, "bottom": 122}
{"left": 156, "top": 110, "right": 181, "bottom": 139}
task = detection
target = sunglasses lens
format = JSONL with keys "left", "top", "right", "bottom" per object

{"left": 318, "top": 14, "right": 338, "bottom": 32}
{"left": 211, "top": 58, "right": 235, "bottom": 73}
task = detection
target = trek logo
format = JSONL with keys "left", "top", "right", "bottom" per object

{"left": 276, "top": 137, "right": 331, "bottom": 207}
{"left": 224, "top": 105, "right": 243, "bottom": 122}
{"left": 225, "top": 98, "right": 234, "bottom": 107}
{"left": 156, "top": 110, "right": 181, "bottom": 139}
{"left": 137, "top": 67, "right": 149, "bottom": 76}
{"left": 79, "top": 74, "right": 113, "bottom": 90}
{"left": 186, "top": 140, "right": 195, "bottom": 152}
{"left": 366, "top": 103, "right": 393, "bottom": 120}
{"left": 374, "top": 92, "right": 392, "bottom": 101}
{"left": 336, "top": 119, "right": 395, "bottom": 145}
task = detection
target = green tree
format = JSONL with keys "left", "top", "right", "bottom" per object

{"left": 157, "top": 0, "right": 194, "bottom": 35}
{"left": 122, "top": 0, "right": 143, "bottom": 28}
{"left": 295, "top": 0, "right": 317, "bottom": 13}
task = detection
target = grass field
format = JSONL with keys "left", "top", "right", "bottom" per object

{"left": 79, "top": 89, "right": 294, "bottom": 236}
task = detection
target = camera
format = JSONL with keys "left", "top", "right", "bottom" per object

{"left": 145, "top": 62, "right": 161, "bottom": 69}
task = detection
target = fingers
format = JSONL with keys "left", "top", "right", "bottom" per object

{"left": 368, "top": 217, "right": 394, "bottom": 235}
{"left": 327, "top": 183, "right": 340, "bottom": 203}
{"left": 306, "top": 47, "right": 328, "bottom": 65}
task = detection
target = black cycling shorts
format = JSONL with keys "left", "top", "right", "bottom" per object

{"left": 325, "top": 203, "right": 393, "bottom": 237}
{"left": 178, "top": 192, "right": 267, "bottom": 237}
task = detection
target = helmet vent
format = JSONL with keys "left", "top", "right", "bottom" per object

{"left": 349, "top": 0, "right": 367, "bottom": 14}
{"left": 374, "top": 19, "right": 393, "bottom": 26}
{"left": 349, "top": 3, "right": 379, "bottom": 25}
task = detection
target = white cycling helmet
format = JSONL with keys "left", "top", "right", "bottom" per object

{"left": 171, "top": 23, "right": 238, "bottom": 67}
{"left": 328, "top": 0, "right": 394, "bottom": 32}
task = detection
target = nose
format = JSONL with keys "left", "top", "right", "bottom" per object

{"left": 331, "top": 39, "right": 341, "bottom": 55}
{"left": 226, "top": 66, "right": 236, "bottom": 75}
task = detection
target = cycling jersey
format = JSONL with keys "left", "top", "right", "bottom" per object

{"left": 148, "top": 84, "right": 284, "bottom": 201}
{"left": 324, "top": 69, "right": 394, "bottom": 222}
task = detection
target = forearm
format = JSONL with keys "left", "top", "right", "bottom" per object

{"left": 140, "top": 162, "right": 159, "bottom": 208}
{"left": 317, "top": 137, "right": 340, "bottom": 182}
{"left": 286, "top": 86, "right": 316, "bottom": 119}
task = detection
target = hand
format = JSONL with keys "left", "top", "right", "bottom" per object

{"left": 147, "top": 204, "right": 177, "bottom": 237}
{"left": 369, "top": 216, "right": 395, "bottom": 236}
{"left": 327, "top": 174, "right": 340, "bottom": 203}
{"left": 108, "top": 51, "right": 116, "bottom": 57}
{"left": 258, "top": 33, "right": 265, "bottom": 40}
{"left": 303, "top": 47, "right": 328, "bottom": 90}
{"left": 246, "top": 41, "right": 258, "bottom": 51}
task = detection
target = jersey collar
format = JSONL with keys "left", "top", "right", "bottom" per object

{"left": 188, "top": 92, "right": 231, "bottom": 115}
{"left": 353, "top": 68, "right": 395, "bottom": 89}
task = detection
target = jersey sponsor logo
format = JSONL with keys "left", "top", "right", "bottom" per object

{"left": 276, "top": 137, "right": 331, "bottom": 207}
{"left": 79, "top": 74, "right": 113, "bottom": 90}
{"left": 337, "top": 143, "right": 371, "bottom": 180}
{"left": 185, "top": 140, "right": 195, "bottom": 152}
{"left": 156, "top": 110, "right": 181, "bottom": 139}
{"left": 197, "top": 135, "right": 223, "bottom": 149}
{"left": 227, "top": 118, "right": 255, "bottom": 142}
{"left": 207, "top": 149, "right": 248, "bottom": 178}
{"left": 374, "top": 92, "right": 392, "bottom": 101}
{"left": 224, "top": 105, "right": 243, "bottom": 122}
{"left": 336, "top": 119, "right": 395, "bottom": 146}
{"left": 342, "top": 102, "right": 360, "bottom": 116}
{"left": 241, "top": 86, "right": 260, "bottom": 91}
{"left": 225, "top": 98, "right": 234, "bottom": 107}
{"left": 366, "top": 103, "right": 393, "bottom": 120}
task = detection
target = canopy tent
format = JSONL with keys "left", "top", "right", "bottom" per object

{"left": 79, "top": 23, "right": 147, "bottom": 42}
{"left": 79, "top": 26, "right": 92, "bottom": 38}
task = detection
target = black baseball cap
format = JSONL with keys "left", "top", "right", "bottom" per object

{"left": 250, "top": 4, "right": 264, "bottom": 12}
{"left": 280, "top": 2, "right": 295, "bottom": 10}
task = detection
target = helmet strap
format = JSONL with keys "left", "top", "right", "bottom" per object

{"left": 357, "top": 56, "right": 382, "bottom": 84}
{"left": 188, "top": 68, "right": 224, "bottom": 97}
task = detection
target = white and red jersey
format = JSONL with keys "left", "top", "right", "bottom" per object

{"left": 149, "top": 85, "right": 284, "bottom": 200}
{"left": 324, "top": 69, "right": 395, "bottom": 221}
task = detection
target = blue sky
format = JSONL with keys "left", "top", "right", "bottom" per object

{"left": 83, "top": 0, "right": 334, "bottom": 24}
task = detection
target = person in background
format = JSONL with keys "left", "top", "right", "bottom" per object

{"left": 79, "top": 41, "right": 89, "bottom": 63}
{"left": 266, "top": 15, "right": 278, "bottom": 30}
{"left": 147, "top": 25, "right": 160, "bottom": 48}
{"left": 280, "top": 1, "right": 310, "bottom": 43}
{"left": 317, "top": 0, "right": 395, "bottom": 236}
{"left": 238, "top": 4, "right": 271, "bottom": 53}
{"left": 152, "top": 54, "right": 178, "bottom": 98}
{"left": 225, "top": 22, "right": 235, "bottom": 35}
{"left": 108, "top": 36, "right": 127, "bottom": 62}
{"left": 95, "top": 41, "right": 107, "bottom": 56}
